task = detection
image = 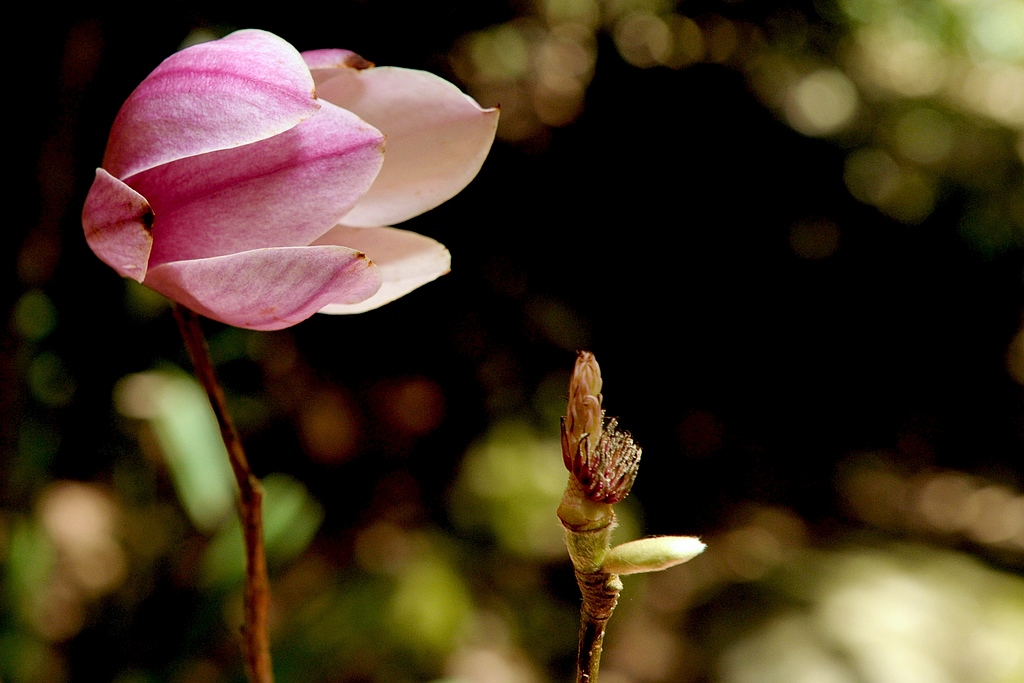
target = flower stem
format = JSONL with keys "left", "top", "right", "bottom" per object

{"left": 173, "top": 304, "right": 274, "bottom": 683}
{"left": 573, "top": 563, "right": 621, "bottom": 683}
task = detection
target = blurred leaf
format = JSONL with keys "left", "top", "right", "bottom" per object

{"left": 449, "top": 420, "right": 567, "bottom": 558}
{"left": 115, "top": 371, "right": 235, "bottom": 532}
{"left": 201, "top": 473, "right": 323, "bottom": 586}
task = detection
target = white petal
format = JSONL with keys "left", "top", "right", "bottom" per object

{"left": 313, "top": 225, "right": 450, "bottom": 314}
{"left": 315, "top": 66, "right": 498, "bottom": 227}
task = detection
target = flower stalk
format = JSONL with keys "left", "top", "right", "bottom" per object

{"left": 173, "top": 304, "right": 273, "bottom": 683}
{"left": 558, "top": 352, "right": 705, "bottom": 683}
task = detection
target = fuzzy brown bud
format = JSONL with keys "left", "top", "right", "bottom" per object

{"left": 564, "top": 417, "right": 641, "bottom": 504}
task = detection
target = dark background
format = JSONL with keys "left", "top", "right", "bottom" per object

{"left": 5, "top": 2, "right": 1023, "bottom": 682}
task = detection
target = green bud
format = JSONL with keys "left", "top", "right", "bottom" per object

{"left": 601, "top": 536, "right": 706, "bottom": 576}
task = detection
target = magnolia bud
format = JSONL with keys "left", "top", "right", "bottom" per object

{"left": 560, "top": 352, "right": 642, "bottom": 511}
{"left": 565, "top": 351, "right": 603, "bottom": 459}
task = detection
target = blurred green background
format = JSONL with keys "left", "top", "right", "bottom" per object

{"left": 4, "top": 1, "right": 1023, "bottom": 681}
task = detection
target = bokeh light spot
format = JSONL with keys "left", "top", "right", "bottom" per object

{"left": 844, "top": 148, "right": 901, "bottom": 205}
{"left": 966, "top": 485, "right": 1020, "bottom": 545}
{"left": 882, "top": 171, "right": 936, "bottom": 223}
{"left": 959, "top": 64, "right": 1024, "bottom": 127}
{"left": 917, "top": 472, "right": 977, "bottom": 533}
{"left": 378, "top": 377, "right": 446, "bottom": 437}
{"left": 614, "top": 12, "right": 672, "bottom": 68}
{"left": 969, "top": 0, "right": 1024, "bottom": 62}
{"left": 721, "top": 613, "right": 855, "bottom": 683}
{"left": 706, "top": 17, "right": 740, "bottom": 63}
{"left": 448, "top": 421, "right": 567, "bottom": 558}
{"left": 388, "top": 553, "right": 472, "bottom": 659}
{"left": 446, "top": 643, "right": 543, "bottom": 683}
{"left": 14, "top": 290, "right": 57, "bottom": 341}
{"left": 544, "top": 0, "right": 600, "bottom": 29}
{"left": 668, "top": 15, "right": 705, "bottom": 67}
{"left": 299, "top": 388, "right": 360, "bottom": 463}
{"left": 38, "top": 482, "right": 126, "bottom": 596}
{"left": 841, "top": 461, "right": 908, "bottom": 528}
{"left": 844, "top": 149, "right": 937, "bottom": 223}
{"left": 853, "top": 22, "right": 947, "bottom": 97}
{"left": 894, "top": 108, "right": 954, "bottom": 165}
{"left": 470, "top": 25, "right": 532, "bottom": 82}
{"left": 785, "top": 69, "right": 859, "bottom": 136}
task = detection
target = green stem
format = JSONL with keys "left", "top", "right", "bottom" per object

{"left": 173, "top": 304, "right": 274, "bottom": 683}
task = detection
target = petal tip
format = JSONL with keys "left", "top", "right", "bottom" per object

{"left": 82, "top": 168, "right": 154, "bottom": 282}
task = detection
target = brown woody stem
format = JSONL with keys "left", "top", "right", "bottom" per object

{"left": 173, "top": 304, "right": 273, "bottom": 683}
{"left": 573, "top": 567, "right": 620, "bottom": 683}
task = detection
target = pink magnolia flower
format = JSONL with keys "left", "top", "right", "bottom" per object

{"left": 82, "top": 29, "right": 498, "bottom": 330}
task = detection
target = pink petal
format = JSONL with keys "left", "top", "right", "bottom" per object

{"left": 130, "top": 102, "right": 384, "bottom": 267}
{"left": 81, "top": 168, "right": 154, "bottom": 282}
{"left": 313, "top": 225, "right": 450, "bottom": 314}
{"left": 105, "top": 30, "right": 320, "bottom": 180}
{"left": 308, "top": 63, "right": 499, "bottom": 227}
{"left": 144, "top": 246, "right": 382, "bottom": 331}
